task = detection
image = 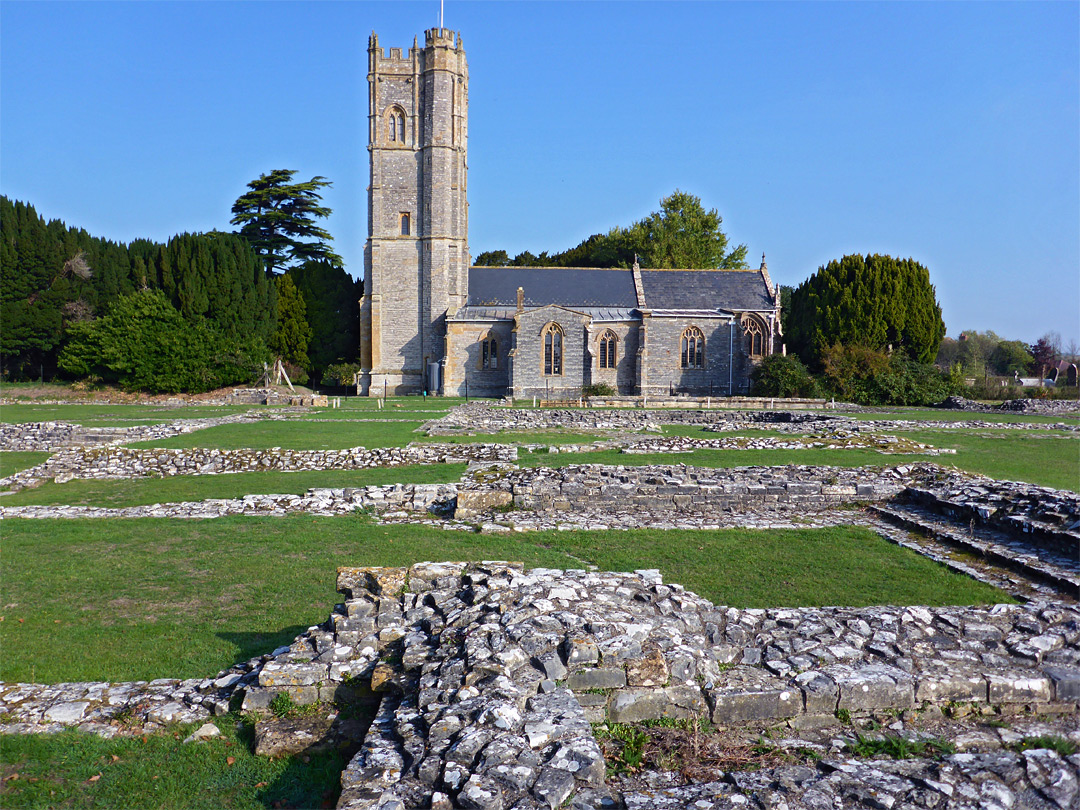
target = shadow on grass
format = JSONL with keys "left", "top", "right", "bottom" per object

{"left": 217, "top": 627, "right": 311, "bottom": 668}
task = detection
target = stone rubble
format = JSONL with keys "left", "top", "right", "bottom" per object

{"left": 0, "top": 442, "right": 516, "bottom": 491}
{"left": 0, "top": 412, "right": 261, "bottom": 452}
{"left": 422, "top": 402, "right": 1078, "bottom": 437}
{"left": 4, "top": 563, "right": 1077, "bottom": 809}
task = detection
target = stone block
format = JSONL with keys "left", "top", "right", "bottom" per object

{"left": 987, "top": 671, "right": 1053, "bottom": 704}
{"left": 1043, "top": 666, "right": 1080, "bottom": 702}
{"left": 607, "top": 686, "right": 706, "bottom": 723}
{"left": 258, "top": 662, "right": 329, "bottom": 688}
{"left": 455, "top": 490, "right": 513, "bottom": 518}
{"left": 626, "top": 648, "right": 669, "bottom": 687}
{"left": 708, "top": 666, "right": 801, "bottom": 724}
{"left": 914, "top": 667, "right": 988, "bottom": 704}
{"left": 566, "top": 667, "right": 626, "bottom": 691}
{"left": 827, "top": 664, "right": 914, "bottom": 712}
{"left": 336, "top": 566, "right": 407, "bottom": 598}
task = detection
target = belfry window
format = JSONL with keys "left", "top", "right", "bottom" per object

{"left": 480, "top": 334, "right": 498, "bottom": 369}
{"left": 598, "top": 330, "right": 617, "bottom": 370}
{"left": 400, "top": 213, "right": 410, "bottom": 236}
{"left": 388, "top": 108, "right": 406, "bottom": 143}
{"left": 745, "top": 318, "right": 764, "bottom": 358}
{"left": 543, "top": 323, "right": 563, "bottom": 376}
{"left": 681, "top": 326, "right": 705, "bottom": 369}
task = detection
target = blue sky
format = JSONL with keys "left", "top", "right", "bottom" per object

{"left": 2, "top": 1, "right": 1077, "bottom": 345}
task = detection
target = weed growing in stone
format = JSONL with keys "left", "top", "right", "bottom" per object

{"left": 847, "top": 732, "right": 956, "bottom": 759}
{"left": 1011, "top": 734, "right": 1077, "bottom": 756}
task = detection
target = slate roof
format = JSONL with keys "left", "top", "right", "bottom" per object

{"left": 467, "top": 267, "right": 637, "bottom": 308}
{"left": 639, "top": 269, "right": 774, "bottom": 311}
{"left": 465, "top": 266, "right": 775, "bottom": 314}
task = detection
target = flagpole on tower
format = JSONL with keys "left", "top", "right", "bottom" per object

{"left": 440, "top": 0, "right": 444, "bottom": 28}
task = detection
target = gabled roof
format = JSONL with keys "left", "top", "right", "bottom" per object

{"left": 467, "top": 266, "right": 637, "bottom": 308}
{"left": 467, "top": 265, "right": 776, "bottom": 313}
{"left": 639, "top": 269, "right": 774, "bottom": 311}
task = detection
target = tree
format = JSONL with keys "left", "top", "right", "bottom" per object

{"left": 630, "top": 190, "right": 747, "bottom": 269}
{"left": 230, "top": 170, "right": 342, "bottom": 274}
{"left": 989, "top": 340, "right": 1033, "bottom": 376}
{"left": 1029, "top": 334, "right": 1060, "bottom": 380}
{"left": 268, "top": 274, "right": 312, "bottom": 370}
{"left": 785, "top": 254, "right": 945, "bottom": 367}
{"left": 287, "top": 261, "right": 362, "bottom": 374}
{"left": 473, "top": 250, "right": 511, "bottom": 267}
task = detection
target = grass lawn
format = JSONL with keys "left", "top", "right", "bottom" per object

{"left": 0, "top": 721, "right": 345, "bottom": 810}
{"left": 0, "top": 452, "right": 50, "bottom": 479}
{"left": 905, "top": 429, "right": 1079, "bottom": 492}
{"left": 849, "top": 408, "right": 1078, "bottom": 425}
{"left": 1, "top": 517, "right": 1011, "bottom": 685}
{"left": 0, "top": 464, "right": 468, "bottom": 509}
{"left": 0, "top": 404, "right": 252, "bottom": 426}
{"left": 125, "top": 419, "right": 429, "bottom": 451}
{"left": 519, "top": 430, "right": 1078, "bottom": 492}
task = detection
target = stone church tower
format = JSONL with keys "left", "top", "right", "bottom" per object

{"left": 359, "top": 28, "right": 469, "bottom": 395}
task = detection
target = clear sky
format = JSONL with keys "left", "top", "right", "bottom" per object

{"left": 2, "top": 1, "right": 1077, "bottom": 345}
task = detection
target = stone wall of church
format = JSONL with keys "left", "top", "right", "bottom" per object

{"left": 585, "top": 321, "right": 639, "bottom": 394}
{"left": 641, "top": 315, "right": 750, "bottom": 397}
{"left": 444, "top": 319, "right": 512, "bottom": 397}
{"left": 512, "top": 308, "right": 590, "bottom": 399}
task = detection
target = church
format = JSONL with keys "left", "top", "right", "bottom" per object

{"left": 358, "top": 28, "right": 782, "bottom": 399}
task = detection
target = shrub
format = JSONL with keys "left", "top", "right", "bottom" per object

{"left": 750, "top": 354, "right": 819, "bottom": 398}
{"left": 820, "top": 344, "right": 957, "bottom": 406}
{"left": 59, "top": 289, "right": 267, "bottom": 393}
{"left": 582, "top": 383, "right": 617, "bottom": 397}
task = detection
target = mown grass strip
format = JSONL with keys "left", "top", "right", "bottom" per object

{"left": 0, "top": 464, "right": 467, "bottom": 508}
{"left": 0, "top": 721, "right": 343, "bottom": 810}
{"left": 1, "top": 517, "right": 1011, "bottom": 684}
{"left": 125, "top": 419, "right": 429, "bottom": 451}
{"left": 0, "top": 452, "right": 51, "bottom": 479}
{"left": 0, "top": 404, "right": 252, "bottom": 426}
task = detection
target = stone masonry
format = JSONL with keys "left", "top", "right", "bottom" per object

{"left": 4, "top": 563, "right": 1078, "bottom": 809}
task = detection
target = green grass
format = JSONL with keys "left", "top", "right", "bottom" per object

{"left": 0, "top": 464, "right": 467, "bottom": 508}
{"left": 0, "top": 404, "right": 251, "bottom": 426}
{"left": 519, "top": 431, "right": 1079, "bottom": 491}
{"left": 850, "top": 408, "right": 1078, "bottom": 425}
{"left": 905, "top": 429, "right": 1079, "bottom": 491}
{"left": 0, "top": 451, "right": 50, "bottom": 478}
{"left": 0, "top": 720, "right": 345, "bottom": 810}
{"left": 0, "top": 517, "right": 1011, "bottom": 684}
{"left": 126, "top": 419, "right": 429, "bottom": 451}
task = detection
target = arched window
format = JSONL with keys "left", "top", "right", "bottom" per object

{"left": 387, "top": 107, "right": 406, "bottom": 143}
{"left": 598, "top": 330, "right": 617, "bottom": 369}
{"left": 543, "top": 323, "right": 563, "bottom": 376}
{"left": 681, "top": 326, "right": 705, "bottom": 369}
{"left": 744, "top": 318, "right": 764, "bottom": 357}
{"left": 400, "top": 213, "right": 410, "bottom": 236}
{"left": 479, "top": 334, "right": 498, "bottom": 369}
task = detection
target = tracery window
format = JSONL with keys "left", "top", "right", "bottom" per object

{"left": 681, "top": 326, "right": 705, "bottom": 369}
{"left": 543, "top": 323, "right": 563, "bottom": 376}
{"left": 400, "top": 213, "right": 410, "bottom": 236}
{"left": 744, "top": 318, "right": 764, "bottom": 357}
{"left": 479, "top": 334, "right": 498, "bottom": 369}
{"left": 387, "top": 108, "right": 406, "bottom": 143}
{"left": 598, "top": 330, "right": 617, "bottom": 370}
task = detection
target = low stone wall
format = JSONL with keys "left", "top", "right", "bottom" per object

{"left": 461, "top": 463, "right": 918, "bottom": 517}
{"left": 899, "top": 470, "right": 1080, "bottom": 558}
{"left": 16, "top": 442, "right": 517, "bottom": 485}
{"left": 424, "top": 401, "right": 1079, "bottom": 437}
{"left": 0, "top": 413, "right": 259, "bottom": 452}
{"left": 4, "top": 563, "right": 1076, "bottom": 809}
{"left": 941, "top": 396, "right": 1080, "bottom": 415}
